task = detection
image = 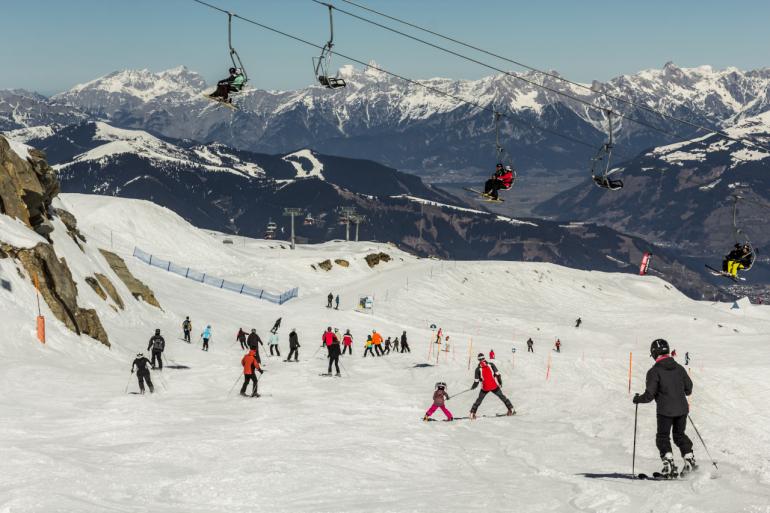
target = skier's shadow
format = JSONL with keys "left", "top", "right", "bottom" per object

{"left": 578, "top": 473, "right": 635, "bottom": 480}
{"left": 413, "top": 363, "right": 434, "bottom": 368}
{"left": 165, "top": 365, "right": 191, "bottom": 369}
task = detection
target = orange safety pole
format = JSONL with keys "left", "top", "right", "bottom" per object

{"left": 628, "top": 352, "right": 633, "bottom": 394}
{"left": 546, "top": 353, "right": 552, "bottom": 381}
{"left": 33, "top": 274, "right": 45, "bottom": 344}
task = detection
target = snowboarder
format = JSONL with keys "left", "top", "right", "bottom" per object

{"left": 270, "top": 317, "right": 282, "bottom": 334}
{"left": 363, "top": 335, "right": 375, "bottom": 358}
{"left": 400, "top": 331, "right": 410, "bottom": 353}
{"left": 208, "top": 67, "right": 246, "bottom": 103}
{"left": 575, "top": 317, "right": 582, "bottom": 328}
{"left": 489, "top": 349, "right": 496, "bottom": 360}
{"left": 287, "top": 329, "right": 300, "bottom": 362}
{"left": 372, "top": 330, "right": 384, "bottom": 356}
{"left": 268, "top": 332, "right": 280, "bottom": 357}
{"left": 633, "top": 339, "right": 696, "bottom": 478}
{"left": 335, "top": 295, "right": 340, "bottom": 310}
{"left": 247, "top": 329, "right": 264, "bottom": 363}
{"left": 147, "top": 329, "right": 165, "bottom": 370}
{"left": 201, "top": 325, "right": 212, "bottom": 351}
{"left": 327, "top": 293, "right": 334, "bottom": 308}
{"left": 236, "top": 328, "right": 248, "bottom": 350}
{"left": 684, "top": 352, "right": 690, "bottom": 366}
{"left": 182, "top": 316, "right": 192, "bottom": 343}
{"left": 554, "top": 339, "right": 561, "bottom": 353}
{"left": 342, "top": 329, "right": 353, "bottom": 355}
{"left": 482, "top": 163, "right": 514, "bottom": 200}
{"left": 526, "top": 338, "right": 534, "bottom": 353}
{"left": 470, "top": 354, "right": 514, "bottom": 419}
{"left": 240, "top": 349, "right": 263, "bottom": 397}
{"left": 325, "top": 331, "right": 342, "bottom": 376}
{"left": 131, "top": 353, "right": 154, "bottom": 394}
{"left": 423, "top": 382, "right": 453, "bottom": 421}
{"left": 384, "top": 337, "right": 392, "bottom": 355}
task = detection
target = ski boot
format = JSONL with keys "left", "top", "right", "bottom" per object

{"left": 240, "top": 392, "right": 248, "bottom": 397}
{"left": 335, "top": 372, "right": 341, "bottom": 377}
{"left": 423, "top": 415, "right": 429, "bottom": 422}
{"left": 506, "top": 408, "right": 515, "bottom": 416}
{"left": 681, "top": 453, "right": 698, "bottom": 475}
{"left": 660, "top": 452, "right": 678, "bottom": 479}
{"left": 251, "top": 393, "right": 261, "bottom": 398}
{"left": 470, "top": 412, "right": 477, "bottom": 420}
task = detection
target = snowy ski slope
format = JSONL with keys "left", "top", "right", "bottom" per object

{"left": 1, "top": 193, "right": 769, "bottom": 513}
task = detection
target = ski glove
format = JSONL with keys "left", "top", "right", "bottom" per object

{"left": 471, "top": 382, "right": 478, "bottom": 390}
{"left": 632, "top": 393, "right": 641, "bottom": 404}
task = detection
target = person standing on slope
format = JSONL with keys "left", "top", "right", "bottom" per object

{"left": 322, "top": 327, "right": 335, "bottom": 357}
{"left": 247, "top": 329, "right": 264, "bottom": 363}
{"left": 327, "top": 293, "right": 334, "bottom": 308}
{"left": 236, "top": 328, "right": 248, "bottom": 350}
{"left": 384, "top": 336, "right": 392, "bottom": 355}
{"left": 633, "top": 339, "right": 697, "bottom": 478}
{"left": 526, "top": 338, "right": 534, "bottom": 353}
{"left": 400, "top": 331, "right": 410, "bottom": 353}
{"left": 325, "top": 331, "right": 342, "bottom": 376}
{"left": 372, "top": 330, "right": 384, "bottom": 356}
{"left": 342, "top": 329, "right": 353, "bottom": 355}
{"left": 423, "top": 382, "right": 453, "bottom": 421}
{"left": 268, "top": 332, "right": 280, "bottom": 357}
{"left": 363, "top": 335, "right": 375, "bottom": 358}
{"left": 240, "top": 349, "right": 263, "bottom": 397}
{"left": 392, "top": 334, "right": 399, "bottom": 352}
{"left": 335, "top": 295, "right": 340, "bottom": 310}
{"left": 182, "top": 316, "right": 192, "bottom": 343}
{"left": 131, "top": 353, "right": 154, "bottom": 394}
{"left": 201, "top": 325, "right": 213, "bottom": 351}
{"left": 575, "top": 317, "right": 582, "bottom": 328}
{"left": 286, "top": 329, "right": 300, "bottom": 362}
{"left": 147, "top": 329, "right": 165, "bottom": 370}
{"left": 470, "top": 353, "right": 514, "bottom": 419}
{"left": 489, "top": 349, "right": 496, "bottom": 360}
{"left": 554, "top": 339, "right": 561, "bottom": 353}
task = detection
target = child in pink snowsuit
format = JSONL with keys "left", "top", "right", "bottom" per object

{"left": 424, "top": 383, "right": 453, "bottom": 421}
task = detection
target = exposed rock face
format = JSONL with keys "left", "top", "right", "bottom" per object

{"left": 5, "top": 242, "right": 109, "bottom": 346}
{"left": 365, "top": 253, "right": 391, "bottom": 268}
{"left": 0, "top": 137, "right": 59, "bottom": 236}
{"left": 54, "top": 207, "right": 87, "bottom": 247}
{"left": 99, "top": 249, "right": 161, "bottom": 309}
{"left": 85, "top": 276, "right": 107, "bottom": 300}
{"left": 334, "top": 259, "right": 349, "bottom": 268}
{"left": 95, "top": 273, "right": 124, "bottom": 310}
{"left": 318, "top": 259, "right": 333, "bottom": 271}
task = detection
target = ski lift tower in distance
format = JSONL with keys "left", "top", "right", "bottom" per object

{"left": 340, "top": 207, "right": 357, "bottom": 241}
{"left": 349, "top": 214, "right": 366, "bottom": 242}
{"left": 283, "top": 208, "right": 304, "bottom": 250}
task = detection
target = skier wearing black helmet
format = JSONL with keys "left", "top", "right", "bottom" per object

{"left": 208, "top": 67, "right": 246, "bottom": 103}
{"left": 147, "top": 329, "right": 165, "bottom": 370}
{"left": 131, "top": 353, "right": 154, "bottom": 394}
{"left": 633, "top": 338, "right": 696, "bottom": 478}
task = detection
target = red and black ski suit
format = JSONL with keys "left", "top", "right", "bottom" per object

{"left": 470, "top": 360, "right": 513, "bottom": 414}
{"left": 484, "top": 169, "right": 513, "bottom": 199}
{"left": 240, "top": 350, "right": 262, "bottom": 396}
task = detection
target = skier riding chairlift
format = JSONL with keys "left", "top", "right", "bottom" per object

{"left": 207, "top": 12, "right": 249, "bottom": 105}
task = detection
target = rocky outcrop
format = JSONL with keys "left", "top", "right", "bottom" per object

{"left": 0, "top": 137, "right": 59, "bottom": 236}
{"left": 318, "top": 259, "right": 333, "bottom": 271}
{"left": 365, "top": 253, "right": 391, "bottom": 268}
{"left": 334, "top": 259, "right": 349, "bottom": 268}
{"left": 99, "top": 249, "right": 161, "bottom": 309}
{"left": 85, "top": 276, "right": 107, "bottom": 300}
{"left": 3, "top": 242, "right": 109, "bottom": 346}
{"left": 95, "top": 273, "right": 124, "bottom": 310}
{"left": 54, "top": 207, "right": 87, "bottom": 248}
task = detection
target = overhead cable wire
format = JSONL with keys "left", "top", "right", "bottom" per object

{"left": 192, "top": 0, "right": 602, "bottom": 153}
{"left": 336, "top": 0, "right": 770, "bottom": 155}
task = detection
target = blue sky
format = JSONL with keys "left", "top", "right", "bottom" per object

{"left": 1, "top": 0, "right": 768, "bottom": 96}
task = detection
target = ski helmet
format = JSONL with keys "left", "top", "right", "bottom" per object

{"left": 229, "top": 67, "right": 237, "bottom": 74}
{"left": 435, "top": 381, "right": 446, "bottom": 390}
{"left": 496, "top": 163, "right": 503, "bottom": 168}
{"left": 136, "top": 353, "right": 143, "bottom": 358}
{"left": 251, "top": 328, "right": 256, "bottom": 333}
{"left": 477, "top": 352, "right": 485, "bottom": 361}
{"left": 505, "top": 165, "right": 513, "bottom": 172}
{"left": 650, "top": 338, "right": 670, "bottom": 358}
{"left": 155, "top": 328, "right": 160, "bottom": 335}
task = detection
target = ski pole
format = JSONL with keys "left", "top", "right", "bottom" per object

{"left": 124, "top": 371, "right": 134, "bottom": 394}
{"left": 228, "top": 374, "right": 242, "bottom": 396}
{"left": 448, "top": 388, "right": 473, "bottom": 400}
{"left": 688, "top": 414, "right": 718, "bottom": 470}
{"left": 632, "top": 403, "right": 639, "bottom": 477}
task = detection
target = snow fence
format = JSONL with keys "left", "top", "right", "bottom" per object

{"left": 132, "top": 247, "right": 299, "bottom": 305}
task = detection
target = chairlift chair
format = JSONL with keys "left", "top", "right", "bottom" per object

{"left": 732, "top": 195, "right": 756, "bottom": 271}
{"left": 313, "top": 4, "right": 346, "bottom": 89}
{"left": 493, "top": 111, "right": 516, "bottom": 191}
{"left": 591, "top": 110, "right": 623, "bottom": 191}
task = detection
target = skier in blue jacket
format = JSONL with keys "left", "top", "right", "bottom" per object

{"left": 201, "top": 325, "right": 213, "bottom": 351}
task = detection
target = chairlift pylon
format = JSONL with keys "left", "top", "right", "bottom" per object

{"left": 313, "top": 3, "right": 346, "bottom": 89}
{"left": 591, "top": 110, "right": 623, "bottom": 190}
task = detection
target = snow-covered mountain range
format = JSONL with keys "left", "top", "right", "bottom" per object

{"left": 3, "top": 63, "right": 769, "bottom": 178}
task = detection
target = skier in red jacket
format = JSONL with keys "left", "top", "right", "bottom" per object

{"left": 489, "top": 349, "right": 496, "bottom": 360}
{"left": 322, "top": 327, "right": 335, "bottom": 356}
{"left": 483, "top": 164, "right": 514, "bottom": 200}
{"left": 240, "top": 349, "right": 263, "bottom": 397}
{"left": 470, "top": 353, "right": 514, "bottom": 419}
{"left": 342, "top": 329, "right": 353, "bottom": 355}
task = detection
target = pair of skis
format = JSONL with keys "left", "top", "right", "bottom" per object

{"left": 704, "top": 264, "right": 745, "bottom": 282}
{"left": 463, "top": 187, "right": 504, "bottom": 203}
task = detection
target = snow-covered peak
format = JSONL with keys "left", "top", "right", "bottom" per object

{"left": 57, "top": 67, "right": 207, "bottom": 103}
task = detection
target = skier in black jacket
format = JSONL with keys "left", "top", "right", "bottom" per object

{"left": 325, "top": 334, "right": 341, "bottom": 376}
{"left": 271, "top": 317, "right": 282, "bottom": 334}
{"left": 633, "top": 338, "right": 696, "bottom": 477}
{"left": 400, "top": 331, "right": 410, "bottom": 353}
{"left": 147, "top": 329, "right": 165, "bottom": 370}
{"left": 247, "top": 329, "right": 264, "bottom": 363}
{"left": 131, "top": 353, "right": 154, "bottom": 394}
{"left": 287, "top": 329, "right": 300, "bottom": 362}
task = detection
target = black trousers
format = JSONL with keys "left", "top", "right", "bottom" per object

{"left": 287, "top": 348, "right": 299, "bottom": 361}
{"left": 241, "top": 374, "right": 258, "bottom": 396}
{"left": 364, "top": 347, "right": 374, "bottom": 357}
{"left": 484, "top": 179, "right": 504, "bottom": 199}
{"left": 137, "top": 372, "right": 154, "bottom": 393}
{"left": 527, "top": 346, "right": 533, "bottom": 353}
{"left": 328, "top": 355, "right": 340, "bottom": 374}
{"left": 656, "top": 414, "right": 693, "bottom": 458}
{"left": 270, "top": 345, "right": 280, "bottom": 356}
{"left": 151, "top": 350, "right": 163, "bottom": 369}
{"left": 401, "top": 342, "right": 410, "bottom": 353}
{"left": 202, "top": 338, "right": 209, "bottom": 351}
{"left": 384, "top": 345, "right": 391, "bottom": 354}
{"left": 239, "top": 339, "right": 248, "bottom": 350}
{"left": 183, "top": 330, "right": 191, "bottom": 343}
{"left": 211, "top": 81, "right": 234, "bottom": 100}
{"left": 471, "top": 388, "right": 513, "bottom": 414}
{"left": 374, "top": 345, "right": 383, "bottom": 356}
{"left": 342, "top": 345, "right": 352, "bottom": 355}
